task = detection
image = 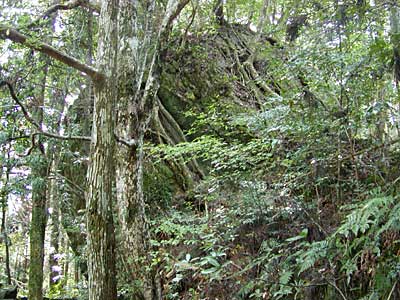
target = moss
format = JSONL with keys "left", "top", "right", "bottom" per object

{"left": 143, "top": 162, "right": 175, "bottom": 211}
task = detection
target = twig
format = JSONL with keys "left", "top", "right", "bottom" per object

{"left": 32, "top": 130, "right": 91, "bottom": 142}
{"left": 0, "top": 135, "right": 30, "bottom": 145}
{"left": 289, "top": 198, "right": 328, "bottom": 237}
{"left": 17, "top": 134, "right": 37, "bottom": 157}
{"left": 166, "top": 0, "right": 191, "bottom": 29}
{"left": 25, "top": 0, "right": 100, "bottom": 29}
{"left": 387, "top": 280, "right": 397, "bottom": 300}
{"left": 0, "top": 80, "right": 91, "bottom": 142}
{"left": 338, "top": 137, "right": 400, "bottom": 163}
{"left": 50, "top": 170, "right": 85, "bottom": 195}
{"left": 325, "top": 278, "right": 348, "bottom": 300}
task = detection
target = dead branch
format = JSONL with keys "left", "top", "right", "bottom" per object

{"left": 26, "top": 0, "right": 100, "bottom": 29}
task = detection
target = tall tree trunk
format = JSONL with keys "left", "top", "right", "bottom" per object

{"left": 1, "top": 162, "right": 12, "bottom": 285}
{"left": 115, "top": 1, "right": 154, "bottom": 297}
{"left": 28, "top": 2, "right": 63, "bottom": 296}
{"left": 48, "top": 45, "right": 66, "bottom": 290}
{"left": 85, "top": 0, "right": 118, "bottom": 299}
{"left": 2, "top": 199, "right": 11, "bottom": 286}
{"left": 115, "top": 1, "right": 188, "bottom": 299}
{"left": 28, "top": 55, "right": 49, "bottom": 300}
{"left": 63, "top": 238, "right": 69, "bottom": 286}
{"left": 49, "top": 158, "right": 60, "bottom": 287}
{"left": 390, "top": 4, "right": 400, "bottom": 137}
{"left": 28, "top": 123, "right": 48, "bottom": 300}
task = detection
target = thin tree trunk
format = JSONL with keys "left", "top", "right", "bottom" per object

{"left": 390, "top": 5, "right": 400, "bottom": 137}
{"left": 28, "top": 54, "right": 50, "bottom": 300}
{"left": 28, "top": 137, "right": 48, "bottom": 300}
{"left": 63, "top": 238, "right": 69, "bottom": 286}
{"left": 48, "top": 40, "right": 66, "bottom": 290}
{"left": 49, "top": 158, "right": 60, "bottom": 287}
{"left": 2, "top": 200, "right": 11, "bottom": 286}
{"left": 28, "top": 1, "right": 63, "bottom": 295}
{"left": 1, "top": 163, "right": 11, "bottom": 285}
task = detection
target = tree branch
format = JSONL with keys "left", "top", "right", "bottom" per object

{"left": 26, "top": 0, "right": 100, "bottom": 29}
{"left": 166, "top": 0, "right": 191, "bottom": 29}
{"left": 0, "top": 26, "right": 104, "bottom": 81}
{"left": 33, "top": 131, "right": 91, "bottom": 141}
{"left": 0, "top": 80, "right": 91, "bottom": 142}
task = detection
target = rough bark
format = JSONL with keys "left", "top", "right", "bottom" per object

{"left": 115, "top": 1, "right": 188, "bottom": 298}
{"left": 49, "top": 158, "right": 61, "bottom": 287}
{"left": 115, "top": 0, "right": 155, "bottom": 297}
{"left": 27, "top": 137, "right": 48, "bottom": 300}
{"left": 28, "top": 53, "right": 50, "bottom": 300}
{"left": 390, "top": 5, "right": 400, "bottom": 137}
{"left": 85, "top": 0, "right": 118, "bottom": 299}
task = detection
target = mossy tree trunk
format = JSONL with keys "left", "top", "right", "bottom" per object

{"left": 115, "top": 1, "right": 188, "bottom": 299}
{"left": 28, "top": 57, "right": 50, "bottom": 300}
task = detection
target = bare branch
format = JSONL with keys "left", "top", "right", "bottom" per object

{"left": 0, "top": 80, "right": 91, "bottom": 142}
{"left": 78, "top": 0, "right": 101, "bottom": 12}
{"left": 27, "top": 0, "right": 100, "bottom": 28}
{"left": 33, "top": 131, "right": 91, "bottom": 141}
{"left": 17, "top": 134, "right": 36, "bottom": 157}
{"left": 0, "top": 135, "right": 30, "bottom": 144}
{"left": 0, "top": 81, "right": 40, "bottom": 126}
{"left": 0, "top": 26, "right": 104, "bottom": 81}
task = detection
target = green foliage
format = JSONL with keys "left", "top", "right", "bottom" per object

{"left": 149, "top": 2, "right": 400, "bottom": 298}
{"left": 2, "top": 0, "right": 400, "bottom": 299}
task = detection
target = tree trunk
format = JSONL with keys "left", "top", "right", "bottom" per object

{"left": 115, "top": 1, "right": 155, "bottom": 298}
{"left": 28, "top": 142, "right": 48, "bottom": 300}
{"left": 115, "top": 1, "right": 188, "bottom": 299}
{"left": 63, "top": 238, "right": 69, "bottom": 287}
{"left": 85, "top": 0, "right": 118, "bottom": 299}
{"left": 28, "top": 55, "right": 50, "bottom": 300}
{"left": 1, "top": 164, "right": 11, "bottom": 285}
{"left": 390, "top": 4, "right": 400, "bottom": 137}
{"left": 49, "top": 158, "right": 60, "bottom": 287}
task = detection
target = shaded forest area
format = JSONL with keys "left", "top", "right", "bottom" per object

{"left": 1, "top": 0, "right": 400, "bottom": 299}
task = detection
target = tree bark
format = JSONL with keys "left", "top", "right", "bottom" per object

{"left": 28, "top": 53, "right": 50, "bottom": 300}
{"left": 1, "top": 163, "right": 12, "bottom": 285}
{"left": 115, "top": 0, "right": 155, "bottom": 297}
{"left": 115, "top": 1, "right": 188, "bottom": 299}
{"left": 28, "top": 130, "right": 48, "bottom": 300}
{"left": 85, "top": 0, "right": 119, "bottom": 299}
{"left": 49, "top": 158, "right": 61, "bottom": 287}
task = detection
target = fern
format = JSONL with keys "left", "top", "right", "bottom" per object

{"left": 337, "top": 195, "right": 394, "bottom": 238}
{"left": 377, "top": 201, "right": 400, "bottom": 235}
{"left": 279, "top": 269, "right": 293, "bottom": 285}
{"left": 296, "top": 240, "right": 328, "bottom": 274}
